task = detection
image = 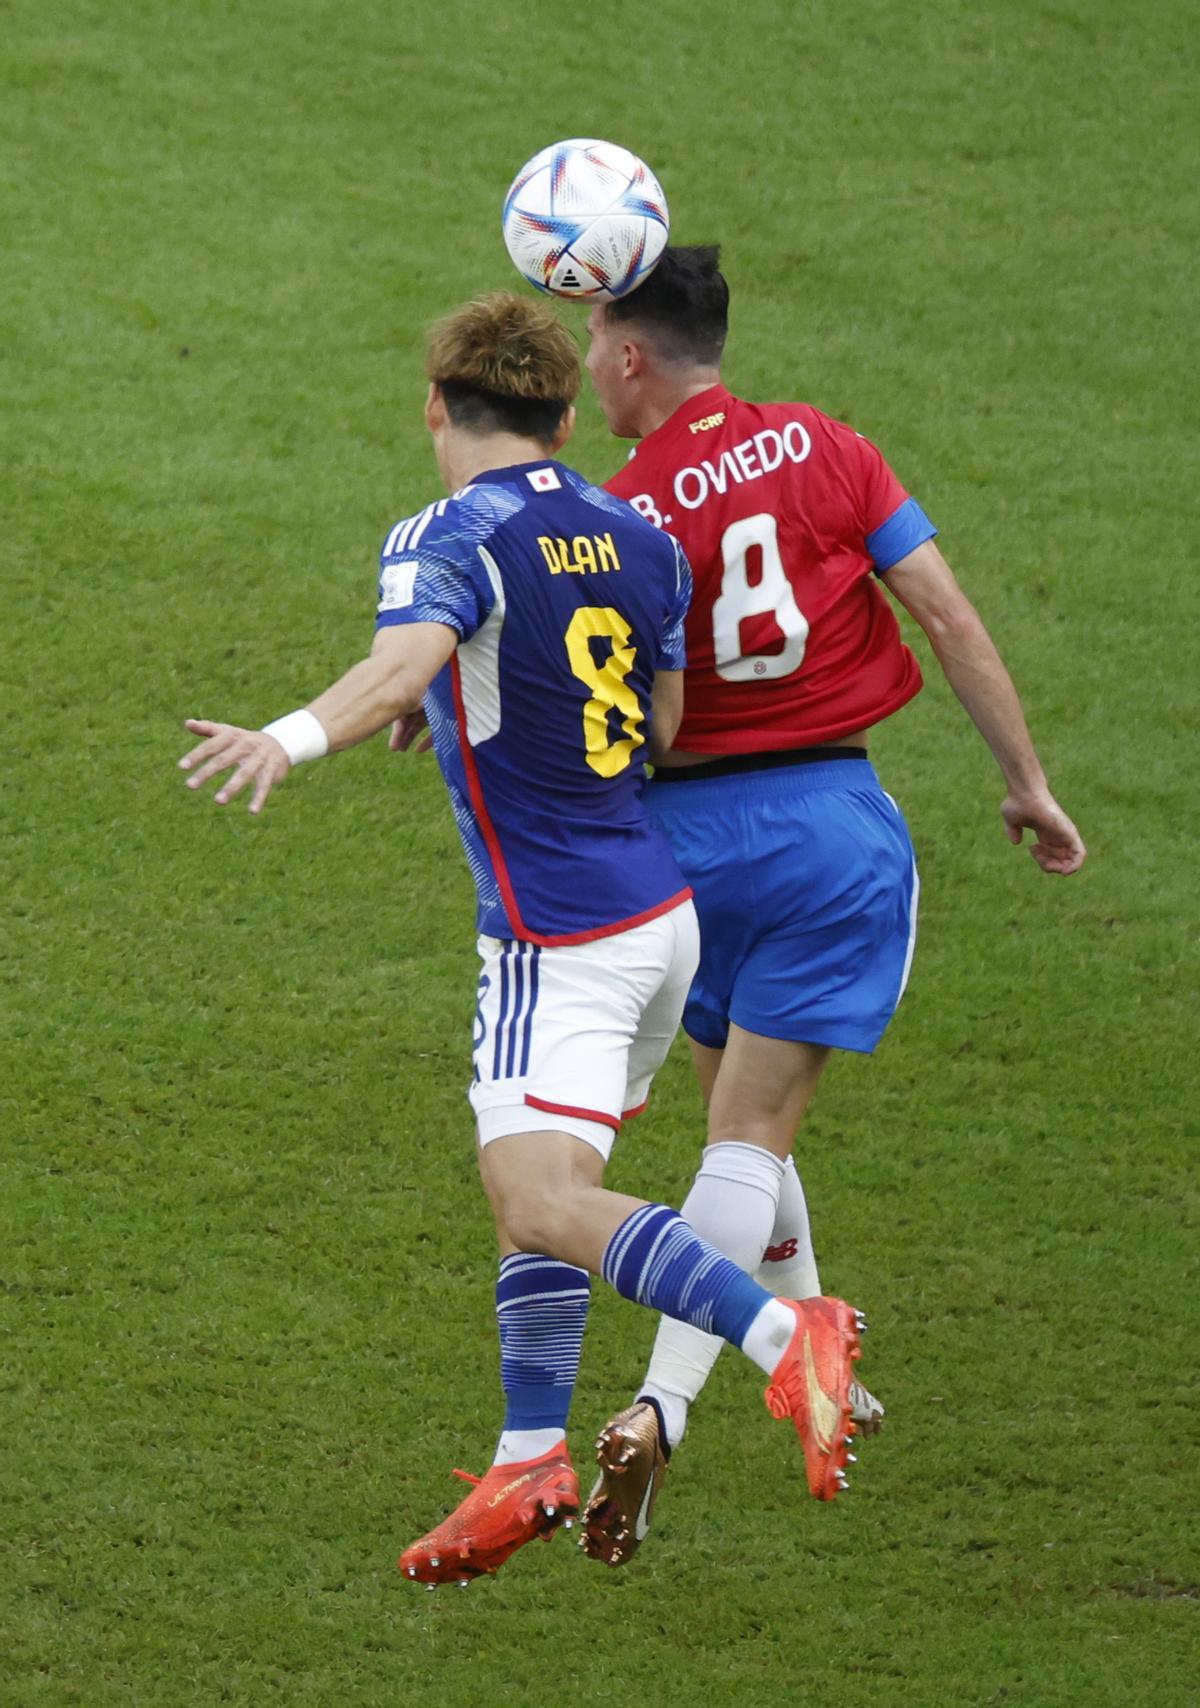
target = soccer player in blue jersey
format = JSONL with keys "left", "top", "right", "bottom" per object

{"left": 179, "top": 292, "right": 870, "bottom": 1585}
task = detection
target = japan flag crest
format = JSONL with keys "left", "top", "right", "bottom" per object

{"left": 526, "top": 468, "right": 561, "bottom": 492}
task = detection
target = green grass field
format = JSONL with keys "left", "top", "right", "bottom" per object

{"left": 3, "top": 1, "right": 1197, "bottom": 1702}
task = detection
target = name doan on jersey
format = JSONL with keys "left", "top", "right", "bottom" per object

{"left": 537, "top": 532, "right": 622, "bottom": 576}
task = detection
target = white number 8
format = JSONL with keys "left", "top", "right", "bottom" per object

{"left": 712, "top": 512, "right": 808, "bottom": 681}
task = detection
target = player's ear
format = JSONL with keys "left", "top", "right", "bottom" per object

{"left": 425, "top": 382, "right": 446, "bottom": 433}
{"left": 622, "top": 339, "right": 644, "bottom": 380}
{"left": 549, "top": 405, "right": 576, "bottom": 454}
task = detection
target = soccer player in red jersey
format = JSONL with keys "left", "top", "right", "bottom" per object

{"left": 578, "top": 247, "right": 1086, "bottom": 1565}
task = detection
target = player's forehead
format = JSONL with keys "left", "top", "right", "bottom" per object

{"left": 585, "top": 305, "right": 609, "bottom": 339}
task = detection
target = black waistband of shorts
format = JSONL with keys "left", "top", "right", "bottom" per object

{"left": 650, "top": 746, "right": 869, "bottom": 783}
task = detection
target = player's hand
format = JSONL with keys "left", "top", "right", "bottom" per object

{"left": 179, "top": 718, "right": 291, "bottom": 815}
{"left": 1000, "top": 790, "right": 1087, "bottom": 875}
{"left": 390, "top": 711, "right": 432, "bottom": 753}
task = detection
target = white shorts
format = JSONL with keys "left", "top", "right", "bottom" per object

{"left": 469, "top": 900, "right": 700, "bottom": 1161}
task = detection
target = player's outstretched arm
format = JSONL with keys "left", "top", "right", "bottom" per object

{"left": 179, "top": 623, "right": 457, "bottom": 814}
{"left": 883, "top": 540, "right": 1086, "bottom": 875}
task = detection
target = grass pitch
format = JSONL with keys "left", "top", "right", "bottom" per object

{"left": 2, "top": 1, "right": 1197, "bottom": 1703}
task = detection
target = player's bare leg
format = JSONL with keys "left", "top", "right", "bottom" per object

{"left": 584, "top": 1025, "right": 881, "bottom": 1565}
{"left": 702, "top": 1025, "right": 830, "bottom": 1154}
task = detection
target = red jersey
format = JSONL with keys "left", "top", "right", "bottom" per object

{"left": 604, "top": 385, "right": 937, "bottom": 753}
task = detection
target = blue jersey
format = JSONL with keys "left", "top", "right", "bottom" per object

{"left": 375, "top": 460, "right": 693, "bottom": 945}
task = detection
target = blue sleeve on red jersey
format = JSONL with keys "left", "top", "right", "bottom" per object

{"left": 868, "top": 498, "right": 938, "bottom": 573}
{"left": 657, "top": 537, "right": 693, "bottom": 670}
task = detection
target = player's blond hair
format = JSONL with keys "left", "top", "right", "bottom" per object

{"left": 426, "top": 292, "right": 581, "bottom": 405}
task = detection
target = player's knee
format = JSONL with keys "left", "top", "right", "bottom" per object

{"left": 488, "top": 1180, "right": 570, "bottom": 1256}
{"left": 705, "top": 1116, "right": 794, "bottom": 1158}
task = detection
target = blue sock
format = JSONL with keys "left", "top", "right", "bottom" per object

{"left": 601, "top": 1203, "right": 772, "bottom": 1347}
{"left": 496, "top": 1252, "right": 591, "bottom": 1432}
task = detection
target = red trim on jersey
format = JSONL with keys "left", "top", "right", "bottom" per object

{"left": 621, "top": 1099, "right": 649, "bottom": 1121}
{"left": 449, "top": 657, "right": 694, "bottom": 948}
{"left": 525, "top": 1094, "right": 620, "bottom": 1132}
{"left": 521, "top": 887, "right": 694, "bottom": 948}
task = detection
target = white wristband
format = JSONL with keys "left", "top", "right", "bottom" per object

{"left": 261, "top": 708, "right": 329, "bottom": 765}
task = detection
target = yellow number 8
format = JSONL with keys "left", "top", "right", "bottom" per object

{"left": 564, "top": 606, "right": 645, "bottom": 778}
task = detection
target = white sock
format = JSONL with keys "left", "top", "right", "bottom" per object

{"left": 638, "top": 1142, "right": 785, "bottom": 1447}
{"left": 740, "top": 1298, "right": 799, "bottom": 1376}
{"left": 754, "top": 1156, "right": 821, "bottom": 1298}
{"left": 493, "top": 1428, "right": 565, "bottom": 1466}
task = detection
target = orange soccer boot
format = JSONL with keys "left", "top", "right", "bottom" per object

{"left": 398, "top": 1443, "right": 579, "bottom": 1588}
{"left": 763, "top": 1296, "right": 867, "bottom": 1500}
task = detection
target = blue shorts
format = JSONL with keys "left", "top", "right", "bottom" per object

{"left": 645, "top": 757, "right": 918, "bottom": 1054}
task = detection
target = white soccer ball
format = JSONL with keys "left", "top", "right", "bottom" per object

{"left": 502, "top": 138, "right": 670, "bottom": 301}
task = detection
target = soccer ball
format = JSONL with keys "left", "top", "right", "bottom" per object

{"left": 502, "top": 138, "right": 669, "bottom": 301}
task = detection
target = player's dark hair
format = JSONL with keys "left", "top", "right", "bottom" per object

{"left": 605, "top": 245, "right": 729, "bottom": 366}
{"left": 427, "top": 291, "right": 580, "bottom": 446}
{"left": 437, "top": 380, "right": 569, "bottom": 445}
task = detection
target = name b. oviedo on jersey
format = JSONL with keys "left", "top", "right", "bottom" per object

{"left": 629, "top": 421, "right": 812, "bottom": 526}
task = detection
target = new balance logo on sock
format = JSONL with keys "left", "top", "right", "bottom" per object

{"left": 763, "top": 1237, "right": 799, "bottom": 1262}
